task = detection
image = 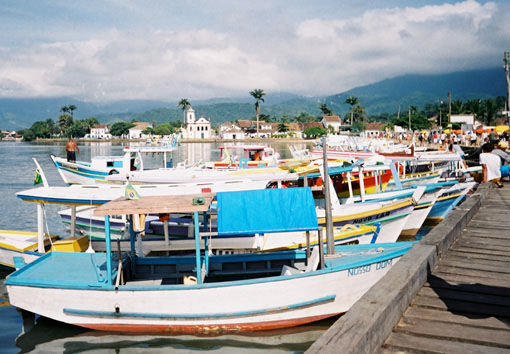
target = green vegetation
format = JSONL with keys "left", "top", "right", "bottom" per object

{"left": 109, "top": 121, "right": 135, "bottom": 137}
{"left": 344, "top": 96, "right": 359, "bottom": 125}
{"left": 177, "top": 98, "right": 191, "bottom": 123}
{"left": 302, "top": 126, "right": 326, "bottom": 139}
{"left": 319, "top": 104, "right": 332, "bottom": 116}
{"left": 142, "top": 121, "right": 184, "bottom": 136}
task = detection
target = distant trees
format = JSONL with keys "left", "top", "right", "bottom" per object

{"left": 303, "top": 126, "right": 326, "bottom": 139}
{"left": 319, "top": 104, "right": 332, "bottom": 116}
{"left": 21, "top": 119, "right": 58, "bottom": 141}
{"left": 277, "top": 123, "right": 288, "bottom": 133}
{"left": 294, "top": 112, "right": 319, "bottom": 123}
{"left": 109, "top": 122, "right": 135, "bottom": 137}
{"left": 249, "top": 89, "right": 266, "bottom": 136}
{"left": 143, "top": 122, "right": 178, "bottom": 136}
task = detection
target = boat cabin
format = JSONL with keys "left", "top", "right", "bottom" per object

{"left": 209, "top": 145, "right": 278, "bottom": 169}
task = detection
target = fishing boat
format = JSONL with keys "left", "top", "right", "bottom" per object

{"left": 51, "top": 145, "right": 177, "bottom": 185}
{"left": 6, "top": 188, "right": 415, "bottom": 333}
{"left": 425, "top": 182, "right": 476, "bottom": 225}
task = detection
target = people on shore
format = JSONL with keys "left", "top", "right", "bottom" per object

{"left": 479, "top": 142, "right": 503, "bottom": 188}
{"left": 66, "top": 136, "right": 80, "bottom": 162}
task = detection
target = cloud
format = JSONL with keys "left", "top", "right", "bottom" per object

{"left": 0, "top": 0, "right": 508, "bottom": 101}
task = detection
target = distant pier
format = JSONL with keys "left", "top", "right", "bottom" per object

{"left": 307, "top": 184, "right": 510, "bottom": 353}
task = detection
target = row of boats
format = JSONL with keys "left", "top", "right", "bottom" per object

{"left": 2, "top": 137, "right": 479, "bottom": 334}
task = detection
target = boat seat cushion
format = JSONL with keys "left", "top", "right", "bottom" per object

{"left": 281, "top": 246, "right": 320, "bottom": 276}
{"left": 124, "top": 279, "right": 162, "bottom": 286}
{"left": 305, "top": 246, "right": 320, "bottom": 272}
{"left": 281, "top": 265, "right": 301, "bottom": 276}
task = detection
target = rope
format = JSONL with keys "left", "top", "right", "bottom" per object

{"left": 40, "top": 204, "right": 55, "bottom": 250}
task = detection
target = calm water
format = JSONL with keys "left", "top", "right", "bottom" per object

{"left": 0, "top": 141, "right": 330, "bottom": 353}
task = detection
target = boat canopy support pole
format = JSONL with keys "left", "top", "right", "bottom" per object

{"left": 203, "top": 212, "right": 209, "bottom": 274}
{"left": 389, "top": 162, "right": 403, "bottom": 190}
{"left": 164, "top": 219, "right": 169, "bottom": 246}
{"left": 70, "top": 205, "right": 76, "bottom": 238}
{"left": 306, "top": 231, "right": 310, "bottom": 263}
{"left": 37, "top": 203, "right": 44, "bottom": 253}
{"left": 318, "top": 228, "right": 325, "bottom": 270}
{"left": 129, "top": 215, "right": 136, "bottom": 274}
{"left": 358, "top": 167, "right": 366, "bottom": 202}
{"left": 105, "top": 215, "right": 112, "bottom": 286}
{"left": 194, "top": 211, "right": 202, "bottom": 284}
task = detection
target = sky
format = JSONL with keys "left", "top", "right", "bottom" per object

{"left": 0, "top": 0, "right": 509, "bottom": 102}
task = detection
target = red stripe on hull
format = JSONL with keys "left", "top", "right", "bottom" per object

{"left": 75, "top": 313, "right": 340, "bottom": 334}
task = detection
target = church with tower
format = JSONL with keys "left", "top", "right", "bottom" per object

{"left": 180, "top": 107, "right": 212, "bottom": 139}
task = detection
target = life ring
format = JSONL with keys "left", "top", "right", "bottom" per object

{"left": 109, "top": 169, "right": 119, "bottom": 175}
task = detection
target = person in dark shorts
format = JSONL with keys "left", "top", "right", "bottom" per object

{"left": 66, "top": 137, "right": 80, "bottom": 162}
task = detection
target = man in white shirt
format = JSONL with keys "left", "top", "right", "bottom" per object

{"left": 479, "top": 143, "right": 503, "bottom": 187}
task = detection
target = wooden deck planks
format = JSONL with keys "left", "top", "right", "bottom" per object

{"left": 382, "top": 331, "right": 509, "bottom": 354}
{"left": 382, "top": 187, "right": 510, "bottom": 353}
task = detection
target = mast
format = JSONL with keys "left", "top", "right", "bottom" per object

{"left": 505, "top": 50, "right": 510, "bottom": 118}
{"left": 322, "top": 136, "right": 334, "bottom": 255}
{"left": 448, "top": 91, "right": 452, "bottom": 125}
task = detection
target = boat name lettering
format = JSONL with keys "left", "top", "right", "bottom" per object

{"left": 352, "top": 211, "right": 390, "bottom": 224}
{"left": 375, "top": 259, "right": 392, "bottom": 270}
{"left": 348, "top": 265, "right": 371, "bottom": 276}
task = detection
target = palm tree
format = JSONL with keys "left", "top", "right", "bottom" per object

{"left": 319, "top": 104, "right": 332, "bottom": 116}
{"left": 345, "top": 96, "right": 359, "bottom": 125}
{"left": 177, "top": 99, "right": 191, "bottom": 123}
{"left": 249, "top": 89, "right": 266, "bottom": 136}
{"left": 58, "top": 113, "right": 73, "bottom": 135}
{"left": 68, "top": 104, "right": 77, "bottom": 117}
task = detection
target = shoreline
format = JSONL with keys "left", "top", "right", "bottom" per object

{"left": 27, "top": 137, "right": 316, "bottom": 144}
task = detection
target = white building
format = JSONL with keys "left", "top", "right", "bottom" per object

{"left": 89, "top": 124, "right": 112, "bottom": 139}
{"left": 220, "top": 123, "right": 245, "bottom": 139}
{"left": 181, "top": 107, "right": 212, "bottom": 139}
{"left": 450, "top": 114, "right": 475, "bottom": 125}
{"left": 321, "top": 115, "right": 342, "bottom": 132}
{"left": 129, "top": 122, "right": 152, "bottom": 139}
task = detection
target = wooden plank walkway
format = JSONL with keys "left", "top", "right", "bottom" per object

{"left": 381, "top": 186, "right": 510, "bottom": 353}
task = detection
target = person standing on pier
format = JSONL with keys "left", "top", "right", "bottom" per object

{"left": 66, "top": 136, "right": 80, "bottom": 162}
{"left": 492, "top": 140, "right": 510, "bottom": 182}
{"left": 480, "top": 143, "right": 503, "bottom": 188}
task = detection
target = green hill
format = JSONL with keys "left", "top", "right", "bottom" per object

{"left": 0, "top": 67, "right": 506, "bottom": 130}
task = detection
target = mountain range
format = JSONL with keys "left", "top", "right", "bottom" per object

{"left": 0, "top": 67, "right": 506, "bottom": 130}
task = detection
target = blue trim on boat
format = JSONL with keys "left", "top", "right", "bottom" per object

{"left": 55, "top": 161, "right": 110, "bottom": 179}
{"left": 5, "top": 242, "right": 415, "bottom": 291}
{"left": 63, "top": 294, "right": 336, "bottom": 319}
{"left": 17, "top": 194, "right": 110, "bottom": 205}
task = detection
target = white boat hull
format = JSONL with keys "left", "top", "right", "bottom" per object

{"left": 7, "top": 254, "right": 404, "bottom": 333}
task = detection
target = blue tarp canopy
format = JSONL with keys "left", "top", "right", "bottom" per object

{"left": 216, "top": 187, "right": 318, "bottom": 235}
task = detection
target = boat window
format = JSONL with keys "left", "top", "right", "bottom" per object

{"left": 107, "top": 161, "right": 114, "bottom": 167}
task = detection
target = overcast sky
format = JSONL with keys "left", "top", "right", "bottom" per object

{"left": 0, "top": 0, "right": 508, "bottom": 102}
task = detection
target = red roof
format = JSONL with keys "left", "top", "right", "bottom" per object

{"left": 323, "top": 116, "right": 341, "bottom": 123}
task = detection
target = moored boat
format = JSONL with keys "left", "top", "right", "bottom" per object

{"left": 6, "top": 188, "right": 415, "bottom": 333}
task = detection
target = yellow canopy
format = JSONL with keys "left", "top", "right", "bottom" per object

{"left": 443, "top": 129, "right": 451, "bottom": 134}
{"left": 495, "top": 125, "right": 510, "bottom": 133}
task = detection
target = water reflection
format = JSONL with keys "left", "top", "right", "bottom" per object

{"left": 14, "top": 311, "right": 335, "bottom": 353}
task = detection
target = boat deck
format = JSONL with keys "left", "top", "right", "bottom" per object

{"left": 306, "top": 184, "right": 510, "bottom": 353}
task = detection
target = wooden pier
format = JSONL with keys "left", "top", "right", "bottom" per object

{"left": 307, "top": 184, "right": 510, "bottom": 353}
